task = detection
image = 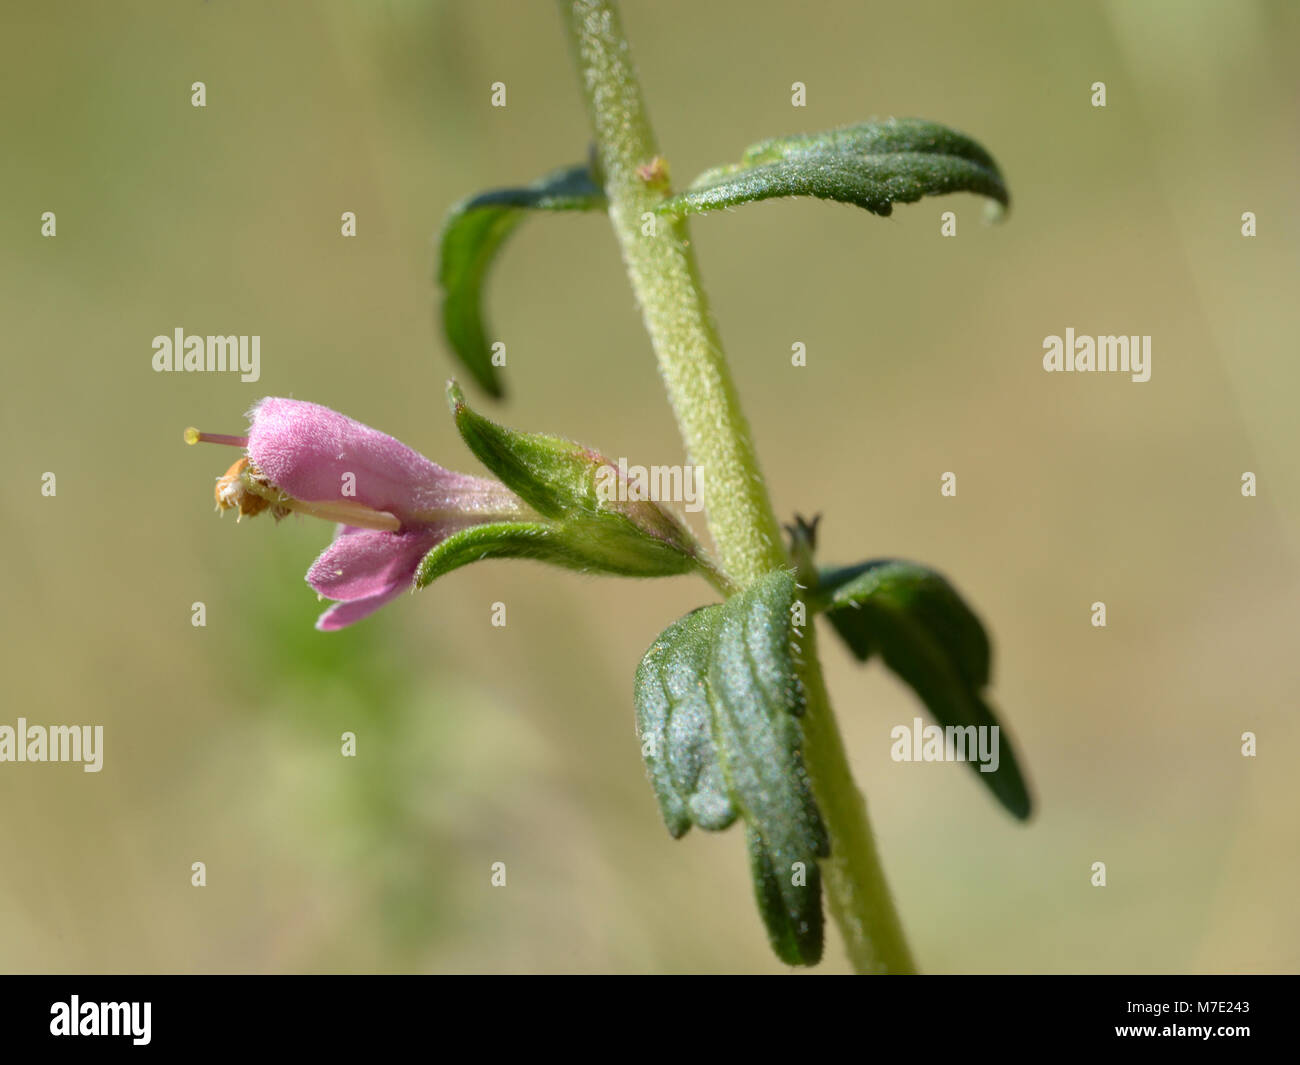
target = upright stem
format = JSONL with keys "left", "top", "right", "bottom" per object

{"left": 797, "top": 627, "right": 917, "bottom": 973}
{"left": 559, "top": 0, "right": 915, "bottom": 973}
{"left": 559, "top": 0, "right": 781, "bottom": 588}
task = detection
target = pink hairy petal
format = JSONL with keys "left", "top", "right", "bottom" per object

{"left": 306, "top": 526, "right": 441, "bottom": 603}
{"left": 315, "top": 592, "right": 408, "bottom": 632}
{"left": 247, "top": 398, "right": 520, "bottom": 523}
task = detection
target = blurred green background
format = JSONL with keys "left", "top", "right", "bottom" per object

{"left": 2, "top": 0, "right": 1297, "bottom": 973}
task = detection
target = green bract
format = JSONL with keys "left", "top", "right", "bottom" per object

{"left": 815, "top": 560, "right": 1032, "bottom": 820}
{"left": 656, "top": 117, "right": 1009, "bottom": 219}
{"left": 634, "top": 570, "right": 828, "bottom": 965}
{"left": 416, "top": 383, "right": 707, "bottom": 587}
{"left": 437, "top": 164, "right": 606, "bottom": 397}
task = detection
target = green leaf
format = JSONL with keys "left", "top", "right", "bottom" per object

{"left": 416, "top": 521, "right": 594, "bottom": 588}
{"left": 437, "top": 164, "right": 606, "bottom": 397}
{"left": 420, "top": 383, "right": 704, "bottom": 584}
{"left": 414, "top": 517, "right": 698, "bottom": 588}
{"left": 634, "top": 570, "right": 828, "bottom": 965}
{"left": 631, "top": 606, "right": 737, "bottom": 837}
{"left": 816, "top": 560, "right": 1032, "bottom": 820}
{"left": 447, "top": 381, "right": 596, "bottom": 520}
{"left": 657, "top": 117, "right": 1008, "bottom": 219}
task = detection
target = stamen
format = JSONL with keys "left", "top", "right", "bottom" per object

{"left": 285, "top": 499, "right": 402, "bottom": 532}
{"left": 185, "top": 427, "right": 249, "bottom": 447}
{"left": 215, "top": 457, "right": 274, "bottom": 519}
{"left": 235, "top": 476, "right": 402, "bottom": 532}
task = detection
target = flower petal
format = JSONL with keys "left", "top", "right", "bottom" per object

{"left": 316, "top": 593, "right": 406, "bottom": 632}
{"left": 305, "top": 526, "right": 432, "bottom": 600}
{"left": 247, "top": 398, "right": 521, "bottom": 524}
{"left": 306, "top": 526, "right": 441, "bottom": 630}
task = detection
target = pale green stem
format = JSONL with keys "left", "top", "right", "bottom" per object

{"left": 559, "top": 0, "right": 915, "bottom": 974}
{"left": 797, "top": 625, "right": 916, "bottom": 973}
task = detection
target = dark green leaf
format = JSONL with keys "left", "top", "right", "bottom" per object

{"left": 657, "top": 117, "right": 1008, "bottom": 219}
{"left": 747, "top": 827, "right": 816, "bottom": 969}
{"left": 632, "top": 606, "right": 737, "bottom": 837}
{"left": 817, "top": 560, "right": 1032, "bottom": 820}
{"left": 634, "top": 570, "right": 828, "bottom": 965}
{"left": 437, "top": 164, "right": 606, "bottom": 397}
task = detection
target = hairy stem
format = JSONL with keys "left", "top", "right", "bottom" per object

{"left": 798, "top": 626, "right": 916, "bottom": 972}
{"left": 558, "top": 0, "right": 781, "bottom": 589}
{"left": 559, "top": 0, "right": 915, "bottom": 973}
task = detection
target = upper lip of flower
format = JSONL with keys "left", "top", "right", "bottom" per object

{"left": 189, "top": 397, "right": 530, "bottom": 531}
{"left": 243, "top": 397, "right": 527, "bottom": 529}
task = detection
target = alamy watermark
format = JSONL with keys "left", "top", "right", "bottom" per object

{"left": 50, "top": 997, "right": 150, "bottom": 1045}
{"left": 594, "top": 458, "right": 704, "bottom": 512}
{"left": 0, "top": 718, "right": 103, "bottom": 772}
{"left": 890, "top": 717, "right": 999, "bottom": 774}
{"left": 152, "top": 328, "right": 260, "bottom": 382}
{"left": 1043, "top": 329, "right": 1151, "bottom": 383}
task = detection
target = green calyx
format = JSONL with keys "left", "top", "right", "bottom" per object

{"left": 416, "top": 383, "right": 717, "bottom": 588}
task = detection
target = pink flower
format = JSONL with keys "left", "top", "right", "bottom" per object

{"left": 187, "top": 398, "right": 526, "bottom": 630}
